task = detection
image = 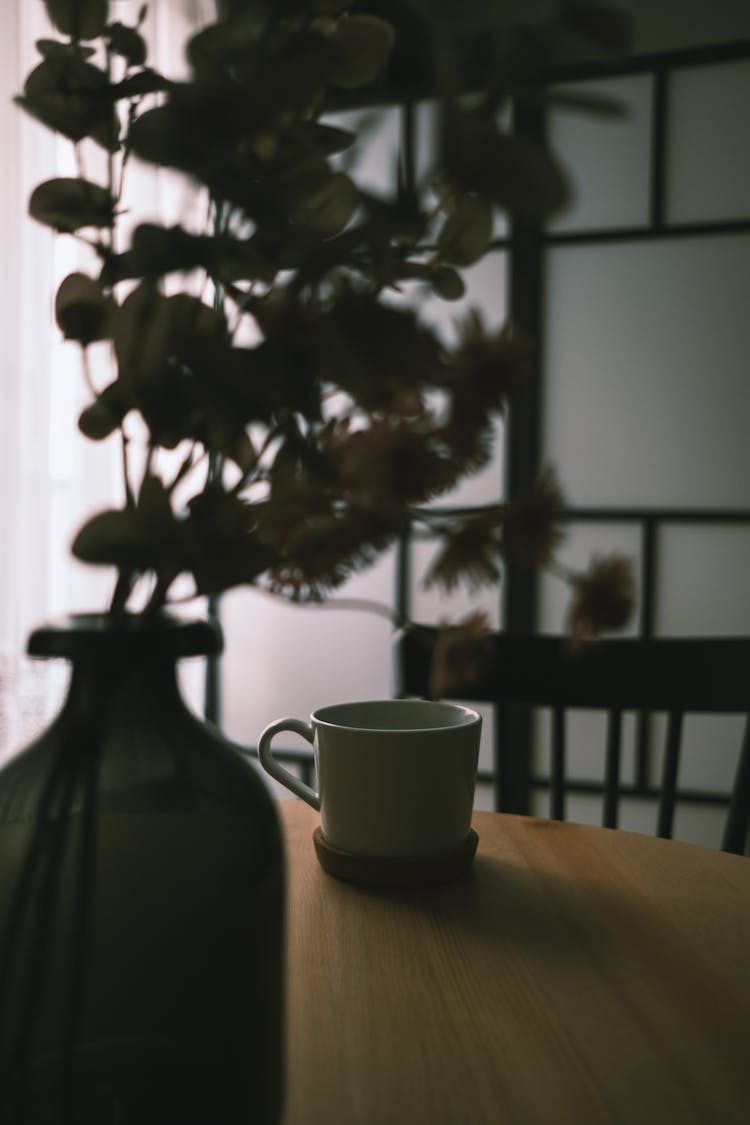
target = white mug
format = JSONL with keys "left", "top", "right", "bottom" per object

{"left": 258, "top": 699, "right": 481, "bottom": 858}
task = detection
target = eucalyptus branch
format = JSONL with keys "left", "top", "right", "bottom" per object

{"left": 120, "top": 432, "right": 136, "bottom": 510}
{"left": 105, "top": 47, "right": 117, "bottom": 255}
{"left": 168, "top": 443, "right": 206, "bottom": 495}
{"left": 16, "top": 0, "right": 634, "bottom": 631}
{"left": 229, "top": 426, "right": 284, "bottom": 497}
{"left": 79, "top": 346, "right": 97, "bottom": 398}
{"left": 145, "top": 570, "right": 176, "bottom": 617}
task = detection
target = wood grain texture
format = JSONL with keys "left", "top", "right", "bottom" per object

{"left": 279, "top": 802, "right": 750, "bottom": 1125}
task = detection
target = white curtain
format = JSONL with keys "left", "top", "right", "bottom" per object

{"left": 0, "top": 1, "right": 214, "bottom": 760}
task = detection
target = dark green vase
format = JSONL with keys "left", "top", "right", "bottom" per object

{"left": 0, "top": 614, "right": 285, "bottom": 1125}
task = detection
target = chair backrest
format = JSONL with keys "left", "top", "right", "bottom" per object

{"left": 394, "top": 629, "right": 750, "bottom": 855}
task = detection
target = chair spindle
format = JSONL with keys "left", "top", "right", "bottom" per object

{"left": 551, "top": 706, "right": 566, "bottom": 821}
{"left": 603, "top": 708, "right": 623, "bottom": 829}
{"left": 722, "top": 717, "right": 750, "bottom": 855}
{"left": 656, "top": 710, "right": 683, "bottom": 839}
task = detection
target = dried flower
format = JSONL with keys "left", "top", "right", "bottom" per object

{"left": 262, "top": 489, "right": 397, "bottom": 600}
{"left": 423, "top": 510, "right": 503, "bottom": 592}
{"left": 501, "top": 468, "right": 565, "bottom": 566}
{"left": 451, "top": 311, "right": 531, "bottom": 413}
{"left": 566, "top": 554, "right": 636, "bottom": 647}
{"left": 440, "top": 406, "right": 495, "bottom": 478}
{"left": 329, "top": 418, "right": 454, "bottom": 506}
{"left": 428, "top": 612, "right": 492, "bottom": 700}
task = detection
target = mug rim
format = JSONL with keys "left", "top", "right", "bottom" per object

{"left": 312, "top": 698, "right": 481, "bottom": 733}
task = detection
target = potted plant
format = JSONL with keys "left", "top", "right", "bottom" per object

{"left": 0, "top": 1, "right": 634, "bottom": 1121}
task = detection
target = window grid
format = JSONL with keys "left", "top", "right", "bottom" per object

{"left": 393, "top": 39, "right": 750, "bottom": 818}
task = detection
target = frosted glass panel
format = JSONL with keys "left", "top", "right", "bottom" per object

{"left": 327, "top": 106, "right": 400, "bottom": 196}
{"left": 220, "top": 549, "right": 396, "bottom": 754}
{"left": 656, "top": 524, "right": 750, "bottom": 635}
{"left": 409, "top": 536, "right": 502, "bottom": 631}
{"left": 548, "top": 75, "right": 652, "bottom": 232}
{"left": 667, "top": 60, "right": 750, "bottom": 224}
{"left": 414, "top": 249, "right": 507, "bottom": 346}
{"left": 544, "top": 237, "right": 750, "bottom": 507}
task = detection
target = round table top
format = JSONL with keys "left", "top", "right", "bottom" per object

{"left": 278, "top": 801, "right": 750, "bottom": 1125}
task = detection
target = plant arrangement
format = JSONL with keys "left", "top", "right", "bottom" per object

{"left": 17, "top": 0, "right": 635, "bottom": 679}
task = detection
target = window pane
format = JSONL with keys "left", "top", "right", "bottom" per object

{"left": 656, "top": 524, "right": 750, "bottom": 635}
{"left": 547, "top": 75, "right": 652, "bottom": 233}
{"left": 666, "top": 59, "right": 750, "bottom": 224}
{"left": 221, "top": 549, "right": 397, "bottom": 754}
{"left": 543, "top": 236, "right": 750, "bottom": 507}
{"left": 327, "top": 106, "right": 401, "bottom": 196}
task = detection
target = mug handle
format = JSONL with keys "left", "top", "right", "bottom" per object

{"left": 258, "top": 718, "right": 321, "bottom": 810}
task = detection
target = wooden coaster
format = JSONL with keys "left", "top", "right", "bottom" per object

{"left": 313, "top": 827, "right": 479, "bottom": 888}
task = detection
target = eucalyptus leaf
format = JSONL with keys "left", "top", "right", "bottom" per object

{"left": 112, "top": 69, "right": 173, "bottom": 99}
{"left": 442, "top": 110, "right": 569, "bottom": 218}
{"left": 112, "top": 283, "right": 235, "bottom": 447}
{"left": 324, "top": 15, "right": 395, "bottom": 89}
{"left": 55, "top": 271, "right": 112, "bottom": 343}
{"left": 18, "top": 56, "right": 118, "bottom": 150}
{"left": 115, "top": 284, "right": 227, "bottom": 388}
{"left": 72, "top": 508, "right": 153, "bottom": 568}
{"left": 285, "top": 170, "right": 359, "bottom": 236}
{"left": 36, "top": 39, "right": 96, "bottom": 61}
{"left": 430, "top": 266, "right": 465, "bottom": 301}
{"left": 436, "top": 196, "right": 493, "bottom": 267}
{"left": 187, "top": 13, "right": 268, "bottom": 72}
{"left": 129, "top": 223, "right": 208, "bottom": 277}
{"left": 111, "top": 281, "right": 160, "bottom": 387}
{"left": 209, "top": 235, "right": 278, "bottom": 285}
{"left": 137, "top": 473, "right": 174, "bottom": 529}
{"left": 78, "top": 382, "right": 130, "bottom": 440}
{"left": 185, "top": 489, "right": 277, "bottom": 595}
{"left": 106, "top": 22, "right": 147, "bottom": 67}
{"left": 44, "top": 0, "right": 109, "bottom": 40}
{"left": 127, "top": 103, "right": 209, "bottom": 177}
{"left": 29, "top": 178, "right": 115, "bottom": 232}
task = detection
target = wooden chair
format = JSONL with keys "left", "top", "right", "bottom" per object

{"left": 394, "top": 629, "right": 750, "bottom": 855}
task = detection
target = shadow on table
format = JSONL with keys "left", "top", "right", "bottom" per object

{"left": 337, "top": 851, "right": 646, "bottom": 967}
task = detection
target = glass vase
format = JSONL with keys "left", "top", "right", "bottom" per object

{"left": 0, "top": 613, "right": 284, "bottom": 1125}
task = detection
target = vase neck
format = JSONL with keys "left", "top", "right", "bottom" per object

{"left": 27, "top": 613, "right": 218, "bottom": 720}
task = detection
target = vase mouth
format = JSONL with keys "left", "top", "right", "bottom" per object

{"left": 27, "top": 612, "right": 223, "bottom": 660}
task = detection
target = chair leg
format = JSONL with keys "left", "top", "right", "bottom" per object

{"left": 551, "top": 706, "right": 566, "bottom": 822}
{"left": 603, "top": 709, "right": 622, "bottom": 829}
{"left": 722, "top": 717, "right": 750, "bottom": 855}
{"left": 495, "top": 704, "right": 532, "bottom": 815}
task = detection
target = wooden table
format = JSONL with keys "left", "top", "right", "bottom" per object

{"left": 279, "top": 801, "right": 750, "bottom": 1125}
